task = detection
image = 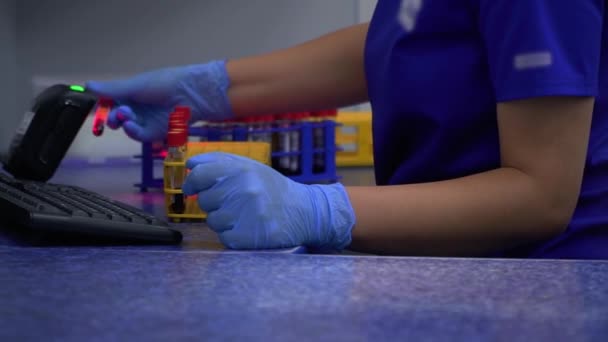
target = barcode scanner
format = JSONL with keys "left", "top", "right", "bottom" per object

{"left": 3, "top": 84, "right": 98, "bottom": 182}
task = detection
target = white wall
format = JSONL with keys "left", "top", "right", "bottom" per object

{"left": 15, "top": 0, "right": 374, "bottom": 163}
{"left": 358, "top": 0, "right": 378, "bottom": 22}
{"left": 0, "top": 0, "right": 17, "bottom": 154}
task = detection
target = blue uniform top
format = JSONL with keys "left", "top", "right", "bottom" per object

{"left": 365, "top": 0, "right": 608, "bottom": 259}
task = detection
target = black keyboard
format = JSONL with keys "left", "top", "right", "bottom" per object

{"left": 0, "top": 172, "right": 182, "bottom": 245}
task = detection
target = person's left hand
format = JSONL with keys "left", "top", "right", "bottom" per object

{"left": 182, "top": 152, "right": 356, "bottom": 250}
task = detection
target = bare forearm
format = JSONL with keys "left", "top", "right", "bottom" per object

{"left": 225, "top": 23, "right": 369, "bottom": 117}
{"left": 347, "top": 168, "right": 572, "bottom": 257}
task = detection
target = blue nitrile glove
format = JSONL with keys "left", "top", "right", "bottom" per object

{"left": 85, "top": 60, "right": 233, "bottom": 142}
{"left": 182, "top": 152, "right": 356, "bottom": 250}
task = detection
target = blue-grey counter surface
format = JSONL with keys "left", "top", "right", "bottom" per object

{"left": 1, "top": 165, "right": 607, "bottom": 341}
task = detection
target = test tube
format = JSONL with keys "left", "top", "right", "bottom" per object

{"left": 220, "top": 119, "right": 233, "bottom": 141}
{"left": 246, "top": 117, "right": 258, "bottom": 142}
{"left": 289, "top": 113, "right": 306, "bottom": 175}
{"left": 166, "top": 108, "right": 189, "bottom": 214}
{"left": 260, "top": 115, "right": 274, "bottom": 144}
{"left": 247, "top": 116, "right": 270, "bottom": 142}
{"left": 92, "top": 98, "right": 113, "bottom": 137}
{"left": 311, "top": 110, "right": 323, "bottom": 173}
{"left": 273, "top": 113, "right": 292, "bottom": 174}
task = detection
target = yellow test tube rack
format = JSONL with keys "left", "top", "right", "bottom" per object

{"left": 335, "top": 111, "right": 374, "bottom": 167}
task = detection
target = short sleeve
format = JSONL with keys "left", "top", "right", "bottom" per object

{"left": 479, "top": 0, "right": 604, "bottom": 102}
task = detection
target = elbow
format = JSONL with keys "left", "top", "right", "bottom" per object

{"left": 543, "top": 209, "right": 572, "bottom": 237}
{"left": 520, "top": 169, "right": 581, "bottom": 239}
{"left": 538, "top": 196, "right": 578, "bottom": 238}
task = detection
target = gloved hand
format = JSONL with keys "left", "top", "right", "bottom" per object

{"left": 85, "top": 60, "right": 233, "bottom": 142}
{"left": 182, "top": 152, "right": 356, "bottom": 250}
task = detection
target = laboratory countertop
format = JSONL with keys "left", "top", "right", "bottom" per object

{"left": 1, "top": 164, "right": 607, "bottom": 341}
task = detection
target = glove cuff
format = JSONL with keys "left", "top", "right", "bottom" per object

{"left": 308, "top": 183, "right": 356, "bottom": 251}
{"left": 182, "top": 59, "right": 235, "bottom": 122}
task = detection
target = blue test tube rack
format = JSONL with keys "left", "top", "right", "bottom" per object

{"left": 134, "top": 119, "right": 341, "bottom": 192}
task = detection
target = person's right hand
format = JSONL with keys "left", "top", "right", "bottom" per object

{"left": 182, "top": 152, "right": 356, "bottom": 251}
{"left": 85, "top": 60, "right": 234, "bottom": 142}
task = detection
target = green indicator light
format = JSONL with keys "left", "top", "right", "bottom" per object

{"left": 70, "top": 85, "right": 85, "bottom": 92}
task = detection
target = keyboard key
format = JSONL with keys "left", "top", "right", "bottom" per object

{"left": 90, "top": 212, "right": 109, "bottom": 220}
{"left": 108, "top": 214, "right": 129, "bottom": 222}
{"left": 127, "top": 215, "right": 148, "bottom": 224}
{"left": 21, "top": 196, "right": 38, "bottom": 208}
{"left": 36, "top": 204, "right": 64, "bottom": 215}
{"left": 6, "top": 190, "right": 23, "bottom": 201}
{"left": 72, "top": 210, "right": 90, "bottom": 218}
